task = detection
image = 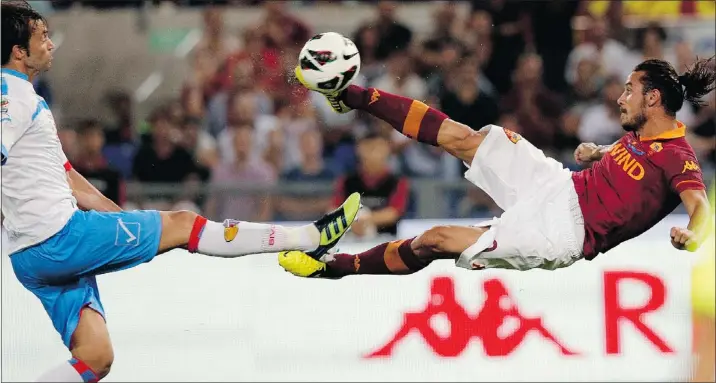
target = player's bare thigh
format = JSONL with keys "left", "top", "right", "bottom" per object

{"left": 70, "top": 308, "right": 114, "bottom": 379}
{"left": 437, "top": 120, "right": 491, "bottom": 165}
{"left": 411, "top": 225, "right": 489, "bottom": 260}
{"left": 157, "top": 210, "right": 201, "bottom": 252}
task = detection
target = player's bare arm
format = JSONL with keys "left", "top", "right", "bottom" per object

{"left": 66, "top": 168, "right": 122, "bottom": 212}
{"left": 671, "top": 188, "right": 711, "bottom": 251}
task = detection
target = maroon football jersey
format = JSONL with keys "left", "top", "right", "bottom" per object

{"left": 572, "top": 122, "right": 706, "bottom": 259}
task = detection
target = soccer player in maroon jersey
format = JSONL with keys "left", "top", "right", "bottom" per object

{"left": 280, "top": 57, "right": 715, "bottom": 278}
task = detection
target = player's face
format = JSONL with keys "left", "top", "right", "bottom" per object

{"left": 617, "top": 72, "right": 648, "bottom": 132}
{"left": 25, "top": 20, "right": 54, "bottom": 73}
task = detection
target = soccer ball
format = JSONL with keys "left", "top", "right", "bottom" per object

{"left": 296, "top": 32, "right": 361, "bottom": 94}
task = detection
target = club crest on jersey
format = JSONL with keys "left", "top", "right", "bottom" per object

{"left": 503, "top": 128, "right": 522, "bottom": 144}
{"left": 223, "top": 219, "right": 240, "bottom": 242}
{"left": 1, "top": 96, "right": 8, "bottom": 116}
{"left": 649, "top": 142, "right": 663, "bottom": 153}
{"left": 682, "top": 160, "right": 700, "bottom": 174}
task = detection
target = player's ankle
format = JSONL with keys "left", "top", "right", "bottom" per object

{"left": 340, "top": 84, "right": 366, "bottom": 109}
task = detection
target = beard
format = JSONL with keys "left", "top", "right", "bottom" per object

{"left": 621, "top": 105, "right": 647, "bottom": 132}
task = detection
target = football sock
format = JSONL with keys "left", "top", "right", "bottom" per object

{"left": 187, "top": 217, "right": 320, "bottom": 257}
{"left": 36, "top": 358, "right": 98, "bottom": 382}
{"left": 340, "top": 85, "right": 447, "bottom": 146}
{"left": 323, "top": 237, "right": 430, "bottom": 277}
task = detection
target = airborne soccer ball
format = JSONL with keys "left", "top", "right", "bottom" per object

{"left": 297, "top": 32, "right": 361, "bottom": 94}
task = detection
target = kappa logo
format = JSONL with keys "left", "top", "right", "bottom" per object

{"left": 223, "top": 219, "right": 240, "bottom": 242}
{"left": 369, "top": 89, "right": 381, "bottom": 105}
{"left": 503, "top": 128, "right": 522, "bottom": 144}
{"left": 649, "top": 142, "right": 663, "bottom": 153}
{"left": 682, "top": 160, "right": 700, "bottom": 174}
{"left": 365, "top": 277, "right": 579, "bottom": 358}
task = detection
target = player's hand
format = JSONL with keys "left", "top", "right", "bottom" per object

{"left": 670, "top": 227, "right": 698, "bottom": 251}
{"left": 574, "top": 143, "right": 601, "bottom": 165}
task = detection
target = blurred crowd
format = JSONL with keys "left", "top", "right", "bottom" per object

{"left": 44, "top": 0, "right": 715, "bottom": 234}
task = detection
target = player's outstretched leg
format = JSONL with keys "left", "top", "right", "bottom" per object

{"left": 295, "top": 67, "right": 487, "bottom": 165}
{"left": 162, "top": 192, "right": 362, "bottom": 258}
{"left": 278, "top": 225, "right": 487, "bottom": 278}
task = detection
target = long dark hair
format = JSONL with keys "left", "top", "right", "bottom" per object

{"left": 634, "top": 56, "right": 716, "bottom": 116}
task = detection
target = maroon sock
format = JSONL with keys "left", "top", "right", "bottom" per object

{"left": 341, "top": 85, "right": 447, "bottom": 146}
{"left": 325, "top": 238, "right": 430, "bottom": 277}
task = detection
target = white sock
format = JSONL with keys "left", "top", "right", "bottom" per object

{"left": 36, "top": 359, "right": 98, "bottom": 382}
{"left": 193, "top": 219, "right": 320, "bottom": 257}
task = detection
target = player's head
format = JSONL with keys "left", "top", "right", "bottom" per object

{"left": 1, "top": 0, "right": 53, "bottom": 73}
{"left": 618, "top": 57, "right": 716, "bottom": 132}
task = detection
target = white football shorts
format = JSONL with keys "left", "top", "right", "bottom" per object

{"left": 456, "top": 125, "right": 585, "bottom": 271}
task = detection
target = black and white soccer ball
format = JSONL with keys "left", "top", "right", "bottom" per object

{"left": 296, "top": 32, "right": 361, "bottom": 94}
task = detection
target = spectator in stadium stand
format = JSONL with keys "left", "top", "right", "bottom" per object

{"left": 102, "top": 90, "right": 135, "bottom": 145}
{"left": 192, "top": 6, "right": 240, "bottom": 101}
{"left": 563, "top": 52, "right": 602, "bottom": 114}
{"left": 371, "top": 49, "right": 428, "bottom": 103}
{"left": 131, "top": 106, "right": 203, "bottom": 208}
{"left": 527, "top": 0, "right": 581, "bottom": 93}
{"left": 208, "top": 28, "right": 269, "bottom": 98}
{"left": 275, "top": 128, "right": 335, "bottom": 221}
{"left": 414, "top": 1, "right": 463, "bottom": 79}
{"left": 332, "top": 132, "right": 409, "bottom": 238}
{"left": 72, "top": 119, "right": 125, "bottom": 207}
{"left": 179, "top": 116, "right": 219, "bottom": 171}
{"left": 358, "top": 0, "right": 413, "bottom": 62}
{"left": 469, "top": 0, "right": 530, "bottom": 95}
{"left": 252, "top": 1, "right": 311, "bottom": 104}
{"left": 439, "top": 53, "right": 500, "bottom": 138}
{"left": 565, "top": 15, "right": 632, "bottom": 88}
{"left": 204, "top": 124, "right": 276, "bottom": 222}
{"left": 576, "top": 75, "right": 627, "bottom": 146}
{"left": 500, "top": 52, "right": 564, "bottom": 155}
{"left": 258, "top": 1, "right": 311, "bottom": 52}
{"left": 351, "top": 25, "right": 382, "bottom": 84}
{"left": 216, "top": 90, "right": 279, "bottom": 166}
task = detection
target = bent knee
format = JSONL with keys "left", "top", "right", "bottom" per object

{"left": 73, "top": 342, "right": 114, "bottom": 379}
{"left": 162, "top": 210, "right": 199, "bottom": 227}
